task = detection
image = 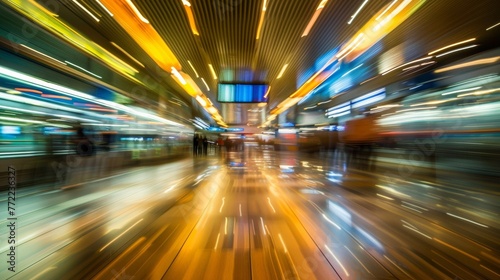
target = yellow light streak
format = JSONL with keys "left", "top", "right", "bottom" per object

{"left": 434, "top": 56, "right": 500, "bottom": 73}
{"left": 182, "top": 0, "right": 199, "bottom": 35}
{"left": 277, "top": 64, "right": 288, "bottom": 79}
{"left": 101, "top": 0, "right": 181, "bottom": 71}
{"left": 208, "top": 64, "right": 218, "bottom": 79}
{"left": 302, "top": 0, "right": 330, "bottom": 37}
{"left": 256, "top": 0, "right": 267, "bottom": 39}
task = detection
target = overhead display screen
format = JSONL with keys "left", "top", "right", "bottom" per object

{"left": 218, "top": 83, "right": 268, "bottom": 103}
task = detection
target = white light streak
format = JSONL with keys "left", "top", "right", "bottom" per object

{"left": 99, "top": 219, "right": 143, "bottom": 252}
{"left": 21, "top": 44, "right": 66, "bottom": 65}
{"left": 446, "top": 212, "right": 489, "bottom": 228}
{"left": 201, "top": 77, "right": 210, "bottom": 91}
{"left": 348, "top": 0, "right": 369, "bottom": 25}
{"left": 428, "top": 38, "right": 476, "bottom": 55}
{"left": 73, "top": 0, "right": 100, "bottom": 22}
{"left": 126, "top": 0, "right": 149, "bottom": 23}
{"left": 65, "top": 61, "right": 102, "bottom": 79}
{"left": 187, "top": 60, "right": 199, "bottom": 77}
{"left": 486, "top": 22, "right": 500, "bottom": 31}
{"left": 435, "top": 45, "right": 478, "bottom": 58}
{"left": 96, "top": 0, "right": 113, "bottom": 17}
{"left": 324, "top": 245, "right": 349, "bottom": 276}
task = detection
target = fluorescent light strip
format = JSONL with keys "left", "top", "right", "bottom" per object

{"left": 208, "top": 64, "right": 217, "bottom": 79}
{"left": 201, "top": 78, "right": 210, "bottom": 91}
{"left": 21, "top": 45, "right": 66, "bottom": 65}
{"left": 435, "top": 45, "right": 478, "bottom": 58}
{"left": 65, "top": 61, "right": 102, "bottom": 79}
{"left": 96, "top": 0, "right": 113, "bottom": 17}
{"left": 348, "top": 0, "right": 369, "bottom": 25}
{"left": 277, "top": 64, "right": 288, "bottom": 79}
{"left": 188, "top": 60, "right": 199, "bottom": 77}
{"left": 428, "top": 38, "right": 476, "bottom": 55}
{"left": 256, "top": 0, "right": 268, "bottom": 39}
{"left": 171, "top": 67, "right": 186, "bottom": 85}
{"left": 376, "top": 0, "right": 397, "bottom": 21}
{"left": 110, "top": 42, "right": 145, "bottom": 68}
{"left": 126, "top": 0, "right": 149, "bottom": 24}
{"left": 486, "top": 22, "right": 500, "bottom": 31}
{"left": 302, "top": 0, "right": 329, "bottom": 37}
{"left": 73, "top": 0, "right": 100, "bottom": 22}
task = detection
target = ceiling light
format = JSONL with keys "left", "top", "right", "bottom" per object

{"left": 201, "top": 78, "right": 210, "bottom": 91}
{"left": 256, "top": 0, "right": 268, "bottom": 39}
{"left": 181, "top": 0, "right": 199, "bottom": 35}
{"left": 96, "top": 0, "right": 113, "bottom": 17}
{"left": 302, "top": 0, "right": 329, "bottom": 37}
{"left": 188, "top": 60, "right": 199, "bottom": 77}
{"left": 348, "top": 0, "right": 369, "bottom": 25}
{"left": 126, "top": 0, "right": 149, "bottom": 23}
{"left": 73, "top": 0, "right": 100, "bottom": 22}
{"left": 277, "top": 64, "right": 288, "bottom": 79}
{"left": 208, "top": 64, "right": 218, "bottom": 79}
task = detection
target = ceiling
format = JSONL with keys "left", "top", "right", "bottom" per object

{"left": 4, "top": 0, "right": 500, "bottom": 126}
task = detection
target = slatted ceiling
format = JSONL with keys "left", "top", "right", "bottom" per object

{"left": 24, "top": 0, "right": 500, "bottom": 122}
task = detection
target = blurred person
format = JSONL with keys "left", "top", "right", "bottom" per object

{"left": 193, "top": 134, "right": 199, "bottom": 156}
{"left": 202, "top": 136, "right": 208, "bottom": 155}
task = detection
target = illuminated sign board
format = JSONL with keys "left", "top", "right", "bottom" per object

{"left": 218, "top": 84, "right": 268, "bottom": 103}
